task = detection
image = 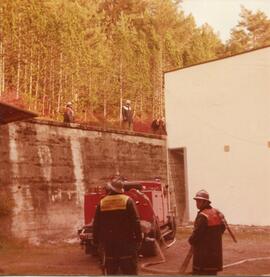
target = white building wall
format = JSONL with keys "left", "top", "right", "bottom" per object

{"left": 165, "top": 47, "right": 270, "bottom": 226}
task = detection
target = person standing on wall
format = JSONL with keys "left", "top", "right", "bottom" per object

{"left": 93, "top": 178, "right": 142, "bottom": 275}
{"left": 188, "top": 189, "right": 226, "bottom": 275}
{"left": 151, "top": 117, "right": 167, "bottom": 135}
{"left": 151, "top": 117, "right": 160, "bottom": 134}
{"left": 159, "top": 117, "right": 167, "bottom": 135}
{"left": 63, "top": 102, "right": 74, "bottom": 123}
{"left": 122, "top": 99, "right": 133, "bottom": 130}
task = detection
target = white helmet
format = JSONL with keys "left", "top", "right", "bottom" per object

{"left": 193, "top": 189, "right": 211, "bottom": 203}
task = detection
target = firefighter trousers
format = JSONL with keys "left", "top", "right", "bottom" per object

{"left": 105, "top": 255, "right": 138, "bottom": 275}
{"left": 193, "top": 270, "right": 218, "bottom": 275}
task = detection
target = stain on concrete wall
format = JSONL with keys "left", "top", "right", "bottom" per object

{"left": 0, "top": 120, "right": 167, "bottom": 244}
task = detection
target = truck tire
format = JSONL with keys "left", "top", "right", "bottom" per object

{"left": 140, "top": 237, "right": 156, "bottom": 257}
{"left": 140, "top": 219, "right": 160, "bottom": 257}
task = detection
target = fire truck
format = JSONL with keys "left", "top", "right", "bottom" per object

{"left": 78, "top": 178, "right": 177, "bottom": 257}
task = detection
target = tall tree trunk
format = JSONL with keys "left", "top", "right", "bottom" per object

{"left": 74, "top": 59, "right": 79, "bottom": 111}
{"left": 16, "top": 20, "right": 21, "bottom": 99}
{"left": 0, "top": 6, "right": 2, "bottom": 96}
{"left": 48, "top": 47, "right": 53, "bottom": 115}
{"left": 51, "top": 61, "right": 55, "bottom": 116}
{"left": 0, "top": 41, "right": 3, "bottom": 96}
{"left": 133, "top": 90, "right": 138, "bottom": 118}
{"left": 140, "top": 93, "right": 143, "bottom": 119}
{"left": 88, "top": 77, "right": 93, "bottom": 115}
{"left": 103, "top": 79, "right": 107, "bottom": 120}
{"left": 34, "top": 55, "right": 40, "bottom": 111}
{"left": 150, "top": 56, "right": 156, "bottom": 118}
{"left": 42, "top": 78, "right": 47, "bottom": 116}
{"left": 23, "top": 59, "right": 27, "bottom": 96}
{"left": 87, "top": 56, "right": 92, "bottom": 117}
{"left": 75, "top": 91, "right": 78, "bottom": 107}
{"left": 42, "top": 62, "right": 47, "bottom": 116}
{"left": 64, "top": 73, "right": 68, "bottom": 102}
{"left": 57, "top": 52, "right": 63, "bottom": 113}
{"left": 103, "top": 91, "right": 107, "bottom": 120}
{"left": 1, "top": 48, "right": 4, "bottom": 95}
{"left": 71, "top": 74, "right": 74, "bottom": 99}
{"left": 119, "top": 53, "right": 123, "bottom": 124}
{"left": 153, "top": 41, "right": 163, "bottom": 119}
{"left": 29, "top": 44, "right": 33, "bottom": 109}
{"left": 159, "top": 41, "right": 164, "bottom": 118}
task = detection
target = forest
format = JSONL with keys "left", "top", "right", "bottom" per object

{"left": 0, "top": 0, "right": 270, "bottom": 128}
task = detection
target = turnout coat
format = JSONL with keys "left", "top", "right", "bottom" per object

{"left": 93, "top": 192, "right": 142, "bottom": 258}
{"left": 189, "top": 205, "right": 226, "bottom": 272}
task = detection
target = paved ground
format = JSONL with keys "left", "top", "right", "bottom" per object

{"left": 0, "top": 225, "right": 269, "bottom": 276}
{"left": 141, "top": 226, "right": 270, "bottom": 276}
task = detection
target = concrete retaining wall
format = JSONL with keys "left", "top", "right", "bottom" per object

{"left": 0, "top": 119, "right": 167, "bottom": 244}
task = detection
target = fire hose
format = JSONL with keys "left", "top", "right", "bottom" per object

{"left": 140, "top": 219, "right": 178, "bottom": 274}
{"left": 140, "top": 240, "right": 270, "bottom": 275}
{"left": 140, "top": 238, "right": 177, "bottom": 274}
{"left": 223, "top": 257, "right": 270, "bottom": 269}
{"left": 140, "top": 222, "right": 270, "bottom": 275}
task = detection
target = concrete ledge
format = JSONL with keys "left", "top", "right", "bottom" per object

{"left": 26, "top": 118, "right": 166, "bottom": 140}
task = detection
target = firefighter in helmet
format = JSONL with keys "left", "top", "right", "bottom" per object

{"left": 93, "top": 177, "right": 142, "bottom": 275}
{"left": 188, "top": 189, "right": 226, "bottom": 275}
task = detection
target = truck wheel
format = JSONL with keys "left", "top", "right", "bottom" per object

{"left": 140, "top": 238, "right": 156, "bottom": 257}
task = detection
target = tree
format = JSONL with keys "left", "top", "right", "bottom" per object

{"left": 0, "top": 0, "right": 226, "bottom": 126}
{"left": 226, "top": 6, "right": 270, "bottom": 55}
{"left": 184, "top": 23, "right": 224, "bottom": 65}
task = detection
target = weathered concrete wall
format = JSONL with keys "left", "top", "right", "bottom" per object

{"left": 0, "top": 119, "right": 167, "bottom": 244}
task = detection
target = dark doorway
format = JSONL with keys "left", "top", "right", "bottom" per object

{"left": 168, "top": 148, "right": 189, "bottom": 224}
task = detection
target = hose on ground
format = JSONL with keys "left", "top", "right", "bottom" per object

{"left": 140, "top": 239, "right": 178, "bottom": 275}
{"left": 223, "top": 256, "right": 270, "bottom": 268}
{"left": 140, "top": 217, "right": 177, "bottom": 274}
{"left": 140, "top": 240, "right": 270, "bottom": 275}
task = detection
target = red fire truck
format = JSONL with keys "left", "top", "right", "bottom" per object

{"left": 78, "top": 179, "right": 177, "bottom": 257}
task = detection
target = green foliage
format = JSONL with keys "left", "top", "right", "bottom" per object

{"left": 4, "top": 1, "right": 268, "bottom": 122}
{"left": 183, "top": 23, "right": 224, "bottom": 65}
{"left": 226, "top": 6, "right": 270, "bottom": 55}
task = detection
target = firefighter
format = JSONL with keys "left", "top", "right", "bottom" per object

{"left": 188, "top": 190, "right": 226, "bottom": 275}
{"left": 93, "top": 178, "right": 142, "bottom": 275}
